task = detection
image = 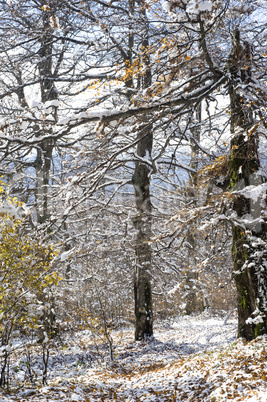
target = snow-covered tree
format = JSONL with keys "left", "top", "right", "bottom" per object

{"left": 0, "top": 0, "right": 266, "bottom": 341}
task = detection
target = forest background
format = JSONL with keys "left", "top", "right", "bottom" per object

{"left": 0, "top": 0, "right": 266, "bottom": 390}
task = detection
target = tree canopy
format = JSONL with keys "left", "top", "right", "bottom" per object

{"left": 0, "top": 0, "right": 266, "bottom": 347}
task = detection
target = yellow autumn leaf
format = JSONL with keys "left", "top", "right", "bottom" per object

{"left": 41, "top": 5, "right": 51, "bottom": 11}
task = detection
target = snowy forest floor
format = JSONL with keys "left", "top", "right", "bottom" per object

{"left": 1, "top": 313, "right": 267, "bottom": 401}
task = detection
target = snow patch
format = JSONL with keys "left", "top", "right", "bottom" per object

{"left": 186, "top": 0, "right": 213, "bottom": 14}
{"left": 30, "top": 100, "right": 42, "bottom": 109}
{"left": 234, "top": 183, "right": 267, "bottom": 202}
{"left": 162, "top": 1, "right": 171, "bottom": 13}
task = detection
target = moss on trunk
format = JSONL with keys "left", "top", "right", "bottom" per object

{"left": 228, "top": 29, "right": 267, "bottom": 340}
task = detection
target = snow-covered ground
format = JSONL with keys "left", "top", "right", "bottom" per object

{"left": 1, "top": 314, "right": 267, "bottom": 401}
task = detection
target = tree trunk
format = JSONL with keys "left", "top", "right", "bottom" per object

{"left": 35, "top": 2, "right": 58, "bottom": 339}
{"left": 184, "top": 103, "right": 203, "bottom": 315}
{"left": 132, "top": 0, "right": 153, "bottom": 340}
{"left": 34, "top": 4, "right": 58, "bottom": 224}
{"left": 228, "top": 29, "right": 267, "bottom": 340}
{"left": 133, "top": 121, "right": 153, "bottom": 340}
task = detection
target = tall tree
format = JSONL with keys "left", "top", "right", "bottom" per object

{"left": 227, "top": 28, "right": 267, "bottom": 339}
{"left": 132, "top": 0, "right": 154, "bottom": 340}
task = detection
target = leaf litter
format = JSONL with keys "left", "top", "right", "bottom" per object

{"left": 1, "top": 314, "right": 266, "bottom": 401}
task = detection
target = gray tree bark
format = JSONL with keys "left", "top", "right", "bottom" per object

{"left": 132, "top": 0, "right": 153, "bottom": 340}
{"left": 35, "top": 2, "right": 58, "bottom": 224}
{"left": 228, "top": 29, "right": 267, "bottom": 340}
